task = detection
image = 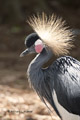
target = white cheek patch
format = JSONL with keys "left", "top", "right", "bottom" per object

{"left": 35, "top": 39, "right": 43, "bottom": 45}
{"left": 35, "top": 39, "right": 44, "bottom": 53}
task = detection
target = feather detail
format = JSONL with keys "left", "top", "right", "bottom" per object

{"left": 27, "top": 13, "right": 74, "bottom": 56}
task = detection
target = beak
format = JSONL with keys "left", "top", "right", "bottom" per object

{"left": 20, "top": 48, "right": 29, "bottom": 57}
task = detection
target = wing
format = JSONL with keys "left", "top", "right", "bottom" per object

{"left": 35, "top": 68, "right": 62, "bottom": 119}
{"left": 51, "top": 56, "right": 80, "bottom": 115}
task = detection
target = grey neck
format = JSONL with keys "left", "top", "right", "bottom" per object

{"left": 30, "top": 48, "right": 53, "bottom": 69}
{"left": 27, "top": 48, "right": 53, "bottom": 88}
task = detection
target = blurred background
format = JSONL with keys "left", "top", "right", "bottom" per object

{"left": 0, "top": 0, "right": 80, "bottom": 120}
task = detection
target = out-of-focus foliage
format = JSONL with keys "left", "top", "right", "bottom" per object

{"left": 0, "top": 0, "right": 49, "bottom": 24}
{"left": 0, "top": 0, "right": 80, "bottom": 24}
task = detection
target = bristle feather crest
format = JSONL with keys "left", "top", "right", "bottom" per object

{"left": 27, "top": 13, "right": 74, "bottom": 56}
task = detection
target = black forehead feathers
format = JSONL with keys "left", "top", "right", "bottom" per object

{"left": 25, "top": 33, "right": 40, "bottom": 47}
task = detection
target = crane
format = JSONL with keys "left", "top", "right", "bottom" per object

{"left": 20, "top": 13, "right": 80, "bottom": 120}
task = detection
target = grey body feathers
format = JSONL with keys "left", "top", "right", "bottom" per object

{"left": 27, "top": 49, "right": 80, "bottom": 119}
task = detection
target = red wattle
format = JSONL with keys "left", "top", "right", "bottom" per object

{"left": 35, "top": 44, "right": 43, "bottom": 53}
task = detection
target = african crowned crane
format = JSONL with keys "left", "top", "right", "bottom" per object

{"left": 20, "top": 13, "right": 80, "bottom": 120}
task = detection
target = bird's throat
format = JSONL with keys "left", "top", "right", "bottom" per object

{"left": 27, "top": 49, "right": 53, "bottom": 87}
{"left": 29, "top": 49, "right": 53, "bottom": 69}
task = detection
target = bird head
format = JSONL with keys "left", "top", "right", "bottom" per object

{"left": 20, "top": 13, "right": 74, "bottom": 57}
{"left": 20, "top": 32, "right": 46, "bottom": 57}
